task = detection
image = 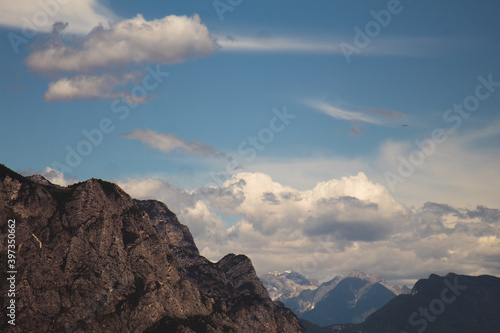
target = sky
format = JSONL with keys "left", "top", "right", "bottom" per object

{"left": 1, "top": 0, "right": 500, "bottom": 286}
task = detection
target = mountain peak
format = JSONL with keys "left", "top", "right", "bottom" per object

{"left": 26, "top": 174, "right": 61, "bottom": 187}
{"left": 260, "top": 270, "right": 317, "bottom": 300}
{"left": 346, "top": 270, "right": 385, "bottom": 284}
{"left": 0, "top": 164, "right": 306, "bottom": 332}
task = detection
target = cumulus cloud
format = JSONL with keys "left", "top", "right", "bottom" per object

{"left": 20, "top": 166, "right": 77, "bottom": 186}
{"left": 120, "top": 129, "right": 227, "bottom": 159}
{"left": 24, "top": 13, "right": 215, "bottom": 101}
{"left": 117, "top": 171, "right": 500, "bottom": 284}
{"left": 27, "top": 14, "right": 216, "bottom": 73}
{"left": 303, "top": 196, "right": 393, "bottom": 242}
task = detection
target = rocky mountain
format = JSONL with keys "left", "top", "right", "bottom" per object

{"left": 0, "top": 164, "right": 306, "bottom": 332}
{"left": 391, "top": 284, "right": 411, "bottom": 295}
{"left": 300, "top": 274, "right": 397, "bottom": 326}
{"left": 329, "top": 273, "right": 500, "bottom": 333}
{"left": 260, "top": 271, "right": 319, "bottom": 301}
{"left": 261, "top": 270, "right": 405, "bottom": 327}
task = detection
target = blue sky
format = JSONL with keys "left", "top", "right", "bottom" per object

{"left": 1, "top": 0, "right": 500, "bottom": 284}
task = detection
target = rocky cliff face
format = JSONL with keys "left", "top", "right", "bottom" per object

{"left": 0, "top": 164, "right": 305, "bottom": 333}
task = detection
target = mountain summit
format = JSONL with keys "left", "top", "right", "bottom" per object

{"left": 332, "top": 273, "right": 500, "bottom": 333}
{"left": 0, "top": 164, "right": 305, "bottom": 332}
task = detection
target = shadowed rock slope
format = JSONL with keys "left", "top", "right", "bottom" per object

{"left": 318, "top": 273, "right": 500, "bottom": 333}
{"left": 0, "top": 164, "right": 305, "bottom": 333}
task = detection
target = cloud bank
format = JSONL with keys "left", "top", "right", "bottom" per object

{"left": 116, "top": 170, "right": 500, "bottom": 284}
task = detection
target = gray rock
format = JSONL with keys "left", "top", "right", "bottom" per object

{"left": 0, "top": 164, "right": 305, "bottom": 333}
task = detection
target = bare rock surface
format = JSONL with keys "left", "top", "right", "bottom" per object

{"left": 0, "top": 164, "right": 305, "bottom": 333}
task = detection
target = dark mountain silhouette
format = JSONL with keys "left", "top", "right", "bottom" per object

{"left": 300, "top": 277, "right": 396, "bottom": 326}
{"left": 319, "top": 273, "right": 500, "bottom": 333}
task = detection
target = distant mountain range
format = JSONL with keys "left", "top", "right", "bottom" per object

{"left": 314, "top": 273, "right": 500, "bottom": 333}
{"left": 260, "top": 270, "right": 410, "bottom": 326}
{"left": 3, "top": 164, "right": 499, "bottom": 332}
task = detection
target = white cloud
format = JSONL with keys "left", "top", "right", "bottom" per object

{"left": 216, "top": 35, "right": 341, "bottom": 53}
{"left": 0, "top": 0, "right": 118, "bottom": 34}
{"left": 43, "top": 166, "right": 77, "bottom": 186}
{"left": 117, "top": 170, "right": 500, "bottom": 284}
{"left": 302, "top": 99, "right": 393, "bottom": 126}
{"left": 23, "top": 13, "right": 215, "bottom": 102}
{"left": 44, "top": 72, "right": 143, "bottom": 102}
{"left": 20, "top": 166, "right": 77, "bottom": 186}
{"left": 216, "top": 34, "right": 443, "bottom": 57}
{"left": 27, "top": 14, "right": 215, "bottom": 73}
{"left": 245, "top": 156, "right": 373, "bottom": 191}
{"left": 244, "top": 123, "right": 500, "bottom": 211}
{"left": 120, "top": 129, "right": 227, "bottom": 159}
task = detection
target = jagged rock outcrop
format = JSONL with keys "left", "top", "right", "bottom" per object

{"left": 134, "top": 199, "right": 198, "bottom": 255}
{"left": 0, "top": 164, "right": 305, "bottom": 333}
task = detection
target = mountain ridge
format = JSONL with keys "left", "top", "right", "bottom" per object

{"left": 261, "top": 270, "right": 408, "bottom": 327}
{"left": 0, "top": 164, "right": 306, "bottom": 332}
{"left": 331, "top": 272, "right": 500, "bottom": 333}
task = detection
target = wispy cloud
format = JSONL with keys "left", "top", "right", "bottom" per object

{"left": 216, "top": 35, "right": 341, "bottom": 53}
{"left": 303, "top": 99, "right": 404, "bottom": 126}
{"left": 368, "top": 108, "right": 406, "bottom": 119}
{"left": 216, "top": 34, "right": 445, "bottom": 57}
{"left": 120, "top": 129, "right": 227, "bottom": 159}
